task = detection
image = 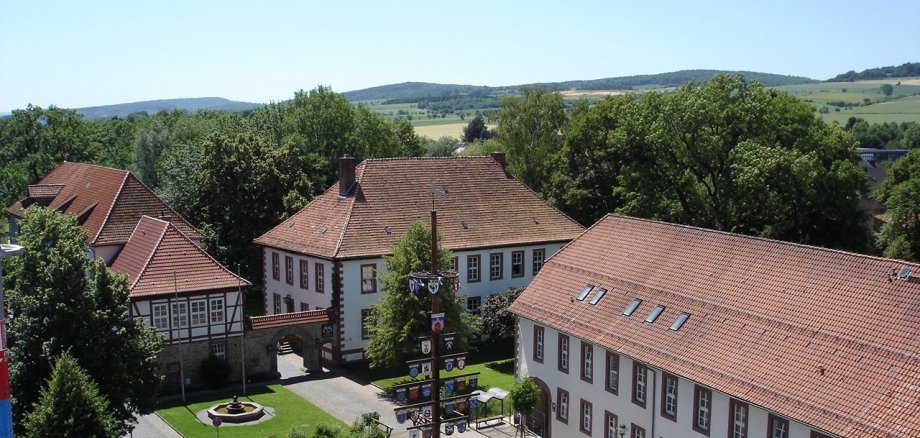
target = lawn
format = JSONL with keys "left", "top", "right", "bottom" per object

{"left": 157, "top": 384, "right": 345, "bottom": 438}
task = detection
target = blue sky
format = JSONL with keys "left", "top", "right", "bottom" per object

{"left": 1, "top": 0, "right": 918, "bottom": 112}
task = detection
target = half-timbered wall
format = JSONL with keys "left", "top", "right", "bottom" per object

{"left": 131, "top": 289, "right": 244, "bottom": 344}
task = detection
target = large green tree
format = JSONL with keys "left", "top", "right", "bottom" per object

{"left": 364, "top": 221, "right": 478, "bottom": 368}
{"left": 24, "top": 353, "right": 119, "bottom": 438}
{"left": 495, "top": 88, "right": 567, "bottom": 194}
{"left": 873, "top": 148, "right": 920, "bottom": 260}
{"left": 133, "top": 119, "right": 169, "bottom": 188}
{"left": 551, "top": 74, "right": 869, "bottom": 251}
{"left": 5, "top": 207, "right": 163, "bottom": 434}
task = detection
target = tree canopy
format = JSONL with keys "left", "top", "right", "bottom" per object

{"left": 873, "top": 148, "right": 920, "bottom": 260}
{"left": 364, "top": 221, "right": 478, "bottom": 368}
{"left": 5, "top": 207, "right": 163, "bottom": 434}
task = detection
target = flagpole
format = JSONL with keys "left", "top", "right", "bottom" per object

{"left": 174, "top": 270, "right": 186, "bottom": 404}
{"left": 431, "top": 209, "right": 441, "bottom": 438}
{"left": 237, "top": 264, "right": 246, "bottom": 396}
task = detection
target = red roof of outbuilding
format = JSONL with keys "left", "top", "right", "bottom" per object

{"left": 510, "top": 215, "right": 920, "bottom": 438}
{"left": 255, "top": 156, "right": 585, "bottom": 259}
{"left": 110, "top": 216, "right": 249, "bottom": 297}
{"left": 7, "top": 162, "right": 200, "bottom": 246}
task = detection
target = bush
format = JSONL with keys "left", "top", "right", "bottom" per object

{"left": 199, "top": 355, "right": 231, "bottom": 388}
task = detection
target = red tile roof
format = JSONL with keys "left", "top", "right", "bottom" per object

{"left": 246, "top": 309, "right": 333, "bottom": 330}
{"left": 7, "top": 162, "right": 200, "bottom": 246}
{"left": 510, "top": 215, "right": 920, "bottom": 438}
{"left": 255, "top": 156, "right": 585, "bottom": 259}
{"left": 110, "top": 216, "right": 249, "bottom": 297}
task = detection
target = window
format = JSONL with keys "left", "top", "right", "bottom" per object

{"left": 210, "top": 342, "right": 226, "bottom": 360}
{"left": 361, "top": 264, "right": 377, "bottom": 293}
{"left": 645, "top": 305, "right": 665, "bottom": 323}
{"left": 670, "top": 312, "right": 690, "bottom": 330}
{"left": 768, "top": 415, "right": 789, "bottom": 438}
{"left": 273, "top": 293, "right": 282, "bottom": 314}
{"left": 467, "top": 255, "right": 481, "bottom": 282}
{"left": 729, "top": 399, "right": 748, "bottom": 438}
{"left": 633, "top": 363, "right": 647, "bottom": 407}
{"left": 190, "top": 300, "right": 207, "bottom": 325}
{"left": 605, "top": 351, "right": 619, "bottom": 394}
{"left": 511, "top": 251, "right": 524, "bottom": 277}
{"left": 315, "top": 263, "right": 325, "bottom": 293}
{"left": 533, "top": 248, "right": 545, "bottom": 274}
{"left": 450, "top": 256, "right": 458, "bottom": 271}
{"left": 299, "top": 260, "right": 309, "bottom": 289}
{"left": 285, "top": 256, "right": 294, "bottom": 285}
{"left": 694, "top": 385, "right": 712, "bottom": 435}
{"left": 810, "top": 432, "right": 832, "bottom": 438}
{"left": 467, "top": 296, "right": 481, "bottom": 315}
{"left": 171, "top": 302, "right": 188, "bottom": 329}
{"left": 272, "top": 252, "right": 280, "bottom": 280}
{"left": 558, "top": 334, "right": 569, "bottom": 373}
{"left": 489, "top": 253, "right": 503, "bottom": 280}
{"left": 589, "top": 288, "right": 607, "bottom": 305}
{"left": 301, "top": 303, "right": 308, "bottom": 311}
{"left": 577, "top": 284, "right": 594, "bottom": 301}
{"left": 152, "top": 303, "right": 168, "bottom": 330}
{"left": 361, "top": 308, "right": 372, "bottom": 339}
{"left": 209, "top": 298, "right": 224, "bottom": 324}
{"left": 604, "top": 411, "right": 619, "bottom": 438}
{"left": 580, "top": 399, "right": 592, "bottom": 435}
{"left": 533, "top": 325, "right": 544, "bottom": 363}
{"left": 631, "top": 424, "right": 646, "bottom": 438}
{"left": 623, "top": 299, "right": 642, "bottom": 316}
{"left": 556, "top": 388, "right": 569, "bottom": 423}
{"left": 661, "top": 373, "right": 678, "bottom": 420}
{"left": 581, "top": 341, "right": 593, "bottom": 382}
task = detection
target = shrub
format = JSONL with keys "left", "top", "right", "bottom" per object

{"left": 199, "top": 355, "right": 231, "bottom": 388}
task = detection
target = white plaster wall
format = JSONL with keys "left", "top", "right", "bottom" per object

{"left": 131, "top": 291, "right": 243, "bottom": 344}
{"left": 262, "top": 247, "right": 334, "bottom": 314}
{"left": 91, "top": 244, "right": 122, "bottom": 265}
{"left": 516, "top": 317, "right": 828, "bottom": 438}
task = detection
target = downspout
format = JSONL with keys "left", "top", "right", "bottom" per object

{"left": 650, "top": 368, "right": 657, "bottom": 438}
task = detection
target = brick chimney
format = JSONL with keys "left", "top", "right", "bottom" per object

{"left": 339, "top": 154, "right": 356, "bottom": 197}
{"left": 489, "top": 152, "right": 508, "bottom": 174}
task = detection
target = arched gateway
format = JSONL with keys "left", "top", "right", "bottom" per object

{"left": 245, "top": 309, "right": 336, "bottom": 378}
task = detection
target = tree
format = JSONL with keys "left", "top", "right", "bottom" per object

{"left": 881, "top": 83, "right": 894, "bottom": 97}
{"left": 873, "top": 148, "right": 920, "bottom": 260}
{"left": 426, "top": 136, "right": 459, "bottom": 157}
{"left": 479, "top": 287, "right": 523, "bottom": 339}
{"left": 133, "top": 119, "right": 169, "bottom": 188}
{"left": 364, "top": 221, "right": 479, "bottom": 368}
{"left": 462, "top": 115, "right": 493, "bottom": 143}
{"left": 509, "top": 377, "right": 540, "bottom": 438}
{"left": 495, "top": 88, "right": 567, "bottom": 195}
{"left": 5, "top": 207, "right": 163, "bottom": 434}
{"left": 24, "top": 353, "right": 119, "bottom": 438}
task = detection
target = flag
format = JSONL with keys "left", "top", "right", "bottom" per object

{"left": 444, "top": 358, "right": 454, "bottom": 372}
{"left": 409, "top": 363, "right": 420, "bottom": 378}
{"left": 422, "top": 361, "right": 432, "bottom": 378}
{"left": 421, "top": 339, "right": 432, "bottom": 355}
{"left": 431, "top": 313, "right": 445, "bottom": 334}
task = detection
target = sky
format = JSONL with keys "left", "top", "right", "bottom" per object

{"left": 2, "top": 0, "right": 918, "bottom": 113}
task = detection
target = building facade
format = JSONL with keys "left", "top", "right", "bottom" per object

{"left": 256, "top": 154, "right": 585, "bottom": 362}
{"left": 511, "top": 215, "right": 920, "bottom": 438}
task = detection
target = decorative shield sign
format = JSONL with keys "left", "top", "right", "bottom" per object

{"left": 444, "top": 379, "right": 455, "bottom": 394}
{"left": 445, "top": 401, "right": 455, "bottom": 415}
{"left": 408, "top": 363, "right": 420, "bottom": 378}
{"left": 421, "top": 361, "right": 432, "bottom": 378}
{"left": 409, "top": 386, "right": 419, "bottom": 401}
{"left": 458, "top": 419, "right": 467, "bottom": 433}
{"left": 421, "top": 383, "right": 432, "bottom": 399}
{"left": 444, "top": 335, "right": 455, "bottom": 350}
{"left": 321, "top": 322, "right": 334, "bottom": 338}
{"left": 469, "top": 376, "right": 478, "bottom": 390}
{"left": 456, "top": 378, "right": 466, "bottom": 392}
{"left": 409, "top": 278, "right": 423, "bottom": 294}
{"left": 469, "top": 398, "right": 478, "bottom": 412}
{"left": 396, "top": 410, "right": 407, "bottom": 424}
{"left": 445, "top": 422, "right": 455, "bottom": 435}
{"left": 422, "top": 405, "right": 432, "bottom": 419}
{"left": 423, "top": 428, "right": 432, "bottom": 438}
{"left": 444, "top": 358, "right": 454, "bottom": 372}
{"left": 457, "top": 400, "right": 467, "bottom": 414}
{"left": 431, "top": 313, "right": 445, "bottom": 334}
{"left": 456, "top": 356, "right": 466, "bottom": 370}
{"left": 421, "top": 339, "right": 432, "bottom": 355}
{"left": 410, "top": 429, "right": 420, "bottom": 438}
{"left": 395, "top": 388, "right": 407, "bottom": 403}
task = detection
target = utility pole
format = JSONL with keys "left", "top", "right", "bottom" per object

{"left": 430, "top": 210, "right": 441, "bottom": 438}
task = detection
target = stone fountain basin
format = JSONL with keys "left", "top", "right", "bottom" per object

{"left": 207, "top": 401, "right": 265, "bottom": 423}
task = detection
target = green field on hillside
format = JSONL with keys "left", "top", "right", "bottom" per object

{"left": 771, "top": 78, "right": 920, "bottom": 124}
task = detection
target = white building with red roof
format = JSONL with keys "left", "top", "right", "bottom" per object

{"left": 255, "top": 154, "right": 585, "bottom": 362}
{"left": 510, "top": 214, "right": 920, "bottom": 438}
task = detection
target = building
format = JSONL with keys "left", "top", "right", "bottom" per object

{"left": 510, "top": 214, "right": 920, "bottom": 438}
{"left": 255, "top": 154, "right": 585, "bottom": 362}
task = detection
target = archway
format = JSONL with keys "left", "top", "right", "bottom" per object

{"left": 528, "top": 376, "right": 552, "bottom": 438}
{"left": 268, "top": 327, "right": 319, "bottom": 377}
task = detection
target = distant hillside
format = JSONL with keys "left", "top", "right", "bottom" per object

{"left": 828, "top": 62, "right": 920, "bottom": 82}
{"left": 343, "top": 70, "right": 815, "bottom": 101}
{"left": 75, "top": 97, "right": 262, "bottom": 120}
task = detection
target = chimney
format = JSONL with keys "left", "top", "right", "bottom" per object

{"left": 339, "top": 154, "right": 357, "bottom": 197}
{"left": 489, "top": 152, "right": 507, "bottom": 171}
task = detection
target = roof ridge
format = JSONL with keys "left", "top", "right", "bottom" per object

{"left": 608, "top": 214, "right": 920, "bottom": 268}
{"left": 61, "top": 161, "right": 131, "bottom": 174}
{"left": 361, "top": 155, "right": 496, "bottom": 163}
{"left": 131, "top": 217, "right": 170, "bottom": 290}
{"left": 91, "top": 171, "right": 129, "bottom": 245}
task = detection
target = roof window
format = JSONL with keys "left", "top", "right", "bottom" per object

{"left": 589, "top": 288, "right": 607, "bottom": 305}
{"left": 898, "top": 266, "right": 912, "bottom": 280}
{"left": 645, "top": 305, "right": 665, "bottom": 323}
{"left": 623, "top": 299, "right": 642, "bottom": 316}
{"left": 576, "top": 285, "right": 594, "bottom": 301}
{"left": 669, "top": 313, "right": 690, "bottom": 331}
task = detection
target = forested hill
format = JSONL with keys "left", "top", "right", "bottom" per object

{"left": 828, "top": 62, "right": 920, "bottom": 82}
{"left": 74, "top": 97, "right": 262, "bottom": 120}
{"left": 342, "top": 70, "right": 815, "bottom": 101}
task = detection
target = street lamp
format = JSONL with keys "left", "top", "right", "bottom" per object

{"left": 618, "top": 423, "right": 627, "bottom": 438}
{"left": 1, "top": 243, "right": 25, "bottom": 438}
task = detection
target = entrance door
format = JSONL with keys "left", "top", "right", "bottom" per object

{"left": 286, "top": 297, "right": 294, "bottom": 313}
{"left": 528, "top": 385, "right": 549, "bottom": 437}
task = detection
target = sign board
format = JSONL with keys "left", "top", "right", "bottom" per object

{"left": 212, "top": 416, "right": 222, "bottom": 427}
{"left": 321, "top": 323, "right": 334, "bottom": 338}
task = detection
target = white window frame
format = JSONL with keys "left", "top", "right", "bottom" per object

{"left": 210, "top": 342, "right": 226, "bottom": 360}
{"left": 664, "top": 375, "right": 678, "bottom": 417}
{"left": 635, "top": 365, "right": 647, "bottom": 404}
{"left": 152, "top": 303, "right": 169, "bottom": 331}
{"left": 467, "top": 296, "right": 481, "bottom": 315}
{"left": 560, "top": 336, "right": 569, "bottom": 371}
{"left": 209, "top": 298, "right": 224, "bottom": 324}
{"left": 190, "top": 300, "right": 207, "bottom": 326}
{"left": 171, "top": 302, "right": 188, "bottom": 329}
{"left": 582, "top": 342, "right": 593, "bottom": 380}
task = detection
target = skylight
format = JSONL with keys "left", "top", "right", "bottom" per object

{"left": 670, "top": 313, "right": 690, "bottom": 331}
{"left": 623, "top": 299, "right": 642, "bottom": 316}
{"left": 577, "top": 285, "right": 594, "bottom": 301}
{"left": 589, "top": 288, "right": 607, "bottom": 305}
{"left": 645, "top": 305, "right": 665, "bottom": 323}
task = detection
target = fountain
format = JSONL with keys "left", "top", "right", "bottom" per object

{"left": 207, "top": 395, "right": 266, "bottom": 423}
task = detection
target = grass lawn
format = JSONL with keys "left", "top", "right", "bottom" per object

{"left": 157, "top": 384, "right": 345, "bottom": 438}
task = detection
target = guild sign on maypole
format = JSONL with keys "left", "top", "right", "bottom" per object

{"left": 394, "top": 207, "right": 478, "bottom": 438}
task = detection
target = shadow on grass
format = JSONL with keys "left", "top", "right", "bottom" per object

{"left": 485, "top": 359, "right": 514, "bottom": 374}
